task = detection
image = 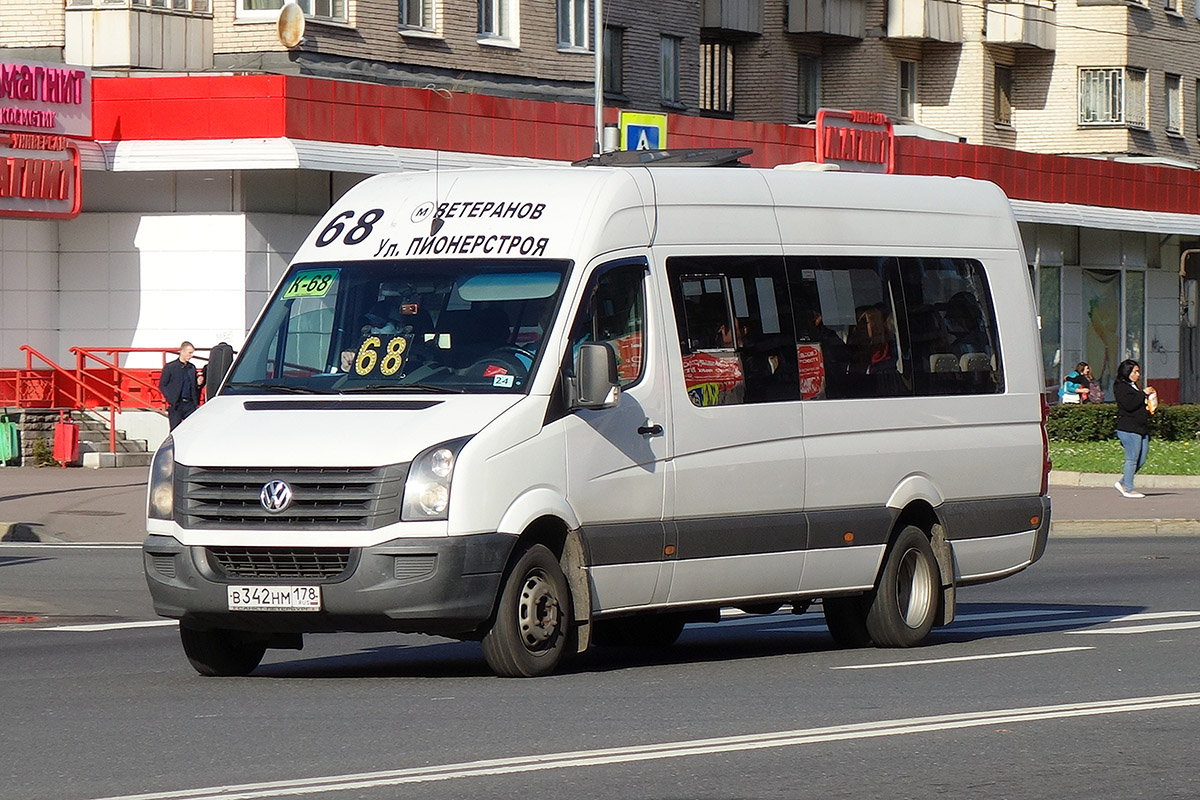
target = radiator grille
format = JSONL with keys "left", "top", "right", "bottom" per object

{"left": 176, "top": 464, "right": 406, "bottom": 530}
{"left": 207, "top": 547, "right": 353, "bottom": 580}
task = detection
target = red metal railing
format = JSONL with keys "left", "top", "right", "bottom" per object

{"left": 0, "top": 345, "right": 210, "bottom": 455}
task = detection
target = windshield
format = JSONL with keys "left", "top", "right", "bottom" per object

{"left": 224, "top": 260, "right": 569, "bottom": 395}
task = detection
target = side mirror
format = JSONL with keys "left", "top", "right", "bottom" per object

{"left": 571, "top": 342, "right": 621, "bottom": 410}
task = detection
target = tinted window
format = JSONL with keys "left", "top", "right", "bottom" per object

{"left": 665, "top": 254, "right": 1004, "bottom": 405}
{"left": 566, "top": 262, "right": 647, "bottom": 388}
{"left": 667, "top": 256, "right": 800, "bottom": 406}
{"left": 787, "top": 256, "right": 909, "bottom": 400}
{"left": 897, "top": 257, "right": 1003, "bottom": 396}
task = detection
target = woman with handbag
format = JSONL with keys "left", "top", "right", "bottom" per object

{"left": 1113, "top": 358, "right": 1155, "bottom": 499}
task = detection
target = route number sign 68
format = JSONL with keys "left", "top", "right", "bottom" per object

{"left": 355, "top": 335, "right": 408, "bottom": 376}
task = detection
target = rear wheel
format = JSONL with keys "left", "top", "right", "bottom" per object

{"left": 179, "top": 625, "right": 267, "bottom": 677}
{"left": 823, "top": 525, "right": 940, "bottom": 649}
{"left": 481, "top": 544, "right": 571, "bottom": 677}
{"left": 865, "top": 525, "right": 940, "bottom": 647}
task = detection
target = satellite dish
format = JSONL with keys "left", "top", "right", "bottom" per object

{"left": 277, "top": 2, "right": 305, "bottom": 49}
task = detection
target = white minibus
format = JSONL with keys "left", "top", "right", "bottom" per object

{"left": 144, "top": 162, "right": 1052, "bottom": 677}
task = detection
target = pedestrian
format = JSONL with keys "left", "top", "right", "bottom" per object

{"left": 1113, "top": 358, "right": 1152, "bottom": 499}
{"left": 159, "top": 341, "right": 204, "bottom": 430}
{"left": 1060, "top": 361, "right": 1091, "bottom": 404}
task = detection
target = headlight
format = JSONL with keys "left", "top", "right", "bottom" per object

{"left": 402, "top": 438, "right": 469, "bottom": 521}
{"left": 148, "top": 436, "right": 175, "bottom": 521}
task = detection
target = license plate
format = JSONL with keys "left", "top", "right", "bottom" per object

{"left": 227, "top": 585, "right": 321, "bottom": 612}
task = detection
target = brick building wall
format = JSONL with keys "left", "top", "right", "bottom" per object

{"left": 0, "top": 0, "right": 64, "bottom": 48}
{"left": 206, "top": 0, "right": 695, "bottom": 113}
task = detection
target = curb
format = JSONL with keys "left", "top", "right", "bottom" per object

{"left": 1049, "top": 470, "right": 1200, "bottom": 489}
{"left": 1050, "top": 519, "right": 1200, "bottom": 537}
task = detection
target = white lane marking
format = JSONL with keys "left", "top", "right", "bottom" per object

{"left": 946, "top": 610, "right": 1200, "bottom": 635}
{"left": 86, "top": 692, "right": 1200, "bottom": 800}
{"left": 718, "top": 608, "right": 1113, "bottom": 632}
{"left": 41, "top": 621, "right": 176, "bottom": 632}
{"left": 0, "top": 543, "right": 142, "bottom": 549}
{"left": 1067, "top": 620, "right": 1200, "bottom": 635}
{"left": 830, "top": 646, "right": 1094, "bottom": 670}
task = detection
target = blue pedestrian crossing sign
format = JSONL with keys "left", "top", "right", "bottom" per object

{"left": 620, "top": 112, "right": 667, "bottom": 151}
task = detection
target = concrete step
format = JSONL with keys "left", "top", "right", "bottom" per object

{"left": 78, "top": 439, "right": 149, "bottom": 455}
{"left": 78, "top": 429, "right": 131, "bottom": 444}
{"left": 81, "top": 450, "right": 153, "bottom": 468}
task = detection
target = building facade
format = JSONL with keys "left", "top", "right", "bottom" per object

{"left": 4, "top": 0, "right": 1200, "bottom": 417}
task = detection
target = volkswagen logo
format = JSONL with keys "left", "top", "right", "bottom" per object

{"left": 260, "top": 480, "right": 293, "bottom": 513}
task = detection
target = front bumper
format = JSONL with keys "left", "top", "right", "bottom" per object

{"left": 143, "top": 533, "right": 515, "bottom": 637}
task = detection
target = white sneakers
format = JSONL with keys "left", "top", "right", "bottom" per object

{"left": 1114, "top": 481, "right": 1145, "bottom": 499}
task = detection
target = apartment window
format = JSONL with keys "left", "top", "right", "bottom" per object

{"left": 1079, "top": 67, "right": 1147, "bottom": 129}
{"left": 401, "top": 0, "right": 434, "bottom": 30}
{"left": 798, "top": 56, "right": 821, "bottom": 122}
{"left": 558, "top": 0, "right": 588, "bottom": 49}
{"left": 1167, "top": 73, "right": 1183, "bottom": 135}
{"left": 995, "top": 65, "right": 1013, "bottom": 126}
{"left": 700, "top": 41, "right": 735, "bottom": 115}
{"left": 661, "top": 36, "right": 682, "bottom": 106}
{"left": 898, "top": 61, "right": 917, "bottom": 120}
{"left": 479, "top": 0, "right": 513, "bottom": 40}
{"left": 1165, "top": 0, "right": 1181, "bottom": 13}
{"left": 603, "top": 26, "right": 624, "bottom": 95}
{"left": 236, "top": 0, "right": 287, "bottom": 17}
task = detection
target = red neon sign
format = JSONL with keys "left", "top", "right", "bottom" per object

{"left": 0, "top": 133, "right": 82, "bottom": 219}
{"left": 815, "top": 109, "right": 895, "bottom": 174}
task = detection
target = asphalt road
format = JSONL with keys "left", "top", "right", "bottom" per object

{"left": 1, "top": 535, "right": 1198, "bottom": 800}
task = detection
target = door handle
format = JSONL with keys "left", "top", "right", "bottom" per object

{"left": 638, "top": 423, "right": 664, "bottom": 436}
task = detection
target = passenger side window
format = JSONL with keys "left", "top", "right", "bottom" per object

{"left": 787, "top": 256, "right": 910, "bottom": 400}
{"left": 898, "top": 257, "right": 1003, "bottom": 395}
{"left": 667, "top": 256, "right": 799, "bottom": 407}
{"left": 566, "top": 262, "right": 647, "bottom": 388}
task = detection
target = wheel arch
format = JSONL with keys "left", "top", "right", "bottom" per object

{"left": 495, "top": 513, "right": 594, "bottom": 655}
{"left": 888, "top": 497, "right": 956, "bottom": 627}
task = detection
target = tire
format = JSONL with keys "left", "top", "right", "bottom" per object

{"left": 179, "top": 625, "right": 267, "bottom": 677}
{"left": 481, "top": 544, "right": 572, "bottom": 677}
{"left": 864, "top": 525, "right": 940, "bottom": 647}
{"left": 593, "top": 613, "right": 686, "bottom": 648}
{"left": 822, "top": 595, "right": 873, "bottom": 648}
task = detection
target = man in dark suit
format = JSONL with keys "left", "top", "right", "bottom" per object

{"left": 159, "top": 341, "right": 204, "bottom": 430}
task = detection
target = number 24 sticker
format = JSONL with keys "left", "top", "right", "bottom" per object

{"left": 356, "top": 336, "right": 407, "bottom": 376}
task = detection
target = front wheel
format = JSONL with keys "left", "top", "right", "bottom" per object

{"left": 481, "top": 544, "right": 571, "bottom": 677}
{"left": 865, "top": 525, "right": 940, "bottom": 647}
{"left": 179, "top": 625, "right": 267, "bottom": 676}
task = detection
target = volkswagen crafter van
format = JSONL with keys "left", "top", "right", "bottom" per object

{"left": 144, "top": 164, "right": 1052, "bottom": 677}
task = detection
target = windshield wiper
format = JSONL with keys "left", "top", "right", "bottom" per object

{"left": 337, "top": 383, "right": 465, "bottom": 394}
{"left": 224, "top": 381, "right": 325, "bottom": 394}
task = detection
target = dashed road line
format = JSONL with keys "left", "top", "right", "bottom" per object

{"left": 830, "top": 645, "right": 1094, "bottom": 670}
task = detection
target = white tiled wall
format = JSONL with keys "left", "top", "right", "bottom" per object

{"left": 1, "top": 219, "right": 59, "bottom": 368}
{"left": 2, "top": 210, "right": 305, "bottom": 370}
{"left": 38, "top": 212, "right": 250, "bottom": 368}
{"left": 126, "top": 214, "right": 249, "bottom": 367}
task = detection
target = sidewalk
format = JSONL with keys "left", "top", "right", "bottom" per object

{"left": 1, "top": 465, "right": 1198, "bottom": 544}
{"left": 0, "top": 466, "right": 150, "bottom": 544}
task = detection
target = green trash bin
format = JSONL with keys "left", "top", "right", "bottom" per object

{"left": 0, "top": 414, "right": 18, "bottom": 466}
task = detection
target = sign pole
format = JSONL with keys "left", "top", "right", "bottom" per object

{"left": 593, "top": 0, "right": 603, "bottom": 156}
